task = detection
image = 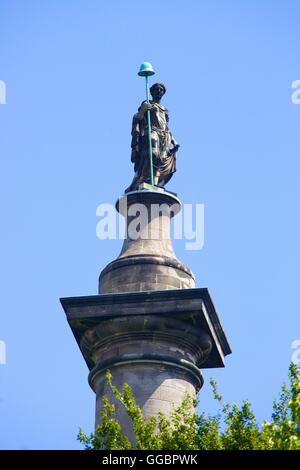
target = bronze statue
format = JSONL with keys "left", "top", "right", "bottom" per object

{"left": 125, "top": 83, "right": 180, "bottom": 192}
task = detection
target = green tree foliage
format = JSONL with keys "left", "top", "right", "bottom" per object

{"left": 78, "top": 364, "right": 300, "bottom": 450}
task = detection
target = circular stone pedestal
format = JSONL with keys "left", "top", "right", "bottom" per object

{"left": 99, "top": 190, "right": 195, "bottom": 293}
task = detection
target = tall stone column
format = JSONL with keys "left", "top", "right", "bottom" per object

{"left": 61, "top": 189, "right": 231, "bottom": 441}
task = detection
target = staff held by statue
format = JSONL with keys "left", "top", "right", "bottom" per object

{"left": 137, "top": 62, "right": 156, "bottom": 187}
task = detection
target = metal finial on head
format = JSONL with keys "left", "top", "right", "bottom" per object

{"left": 138, "top": 62, "right": 155, "bottom": 77}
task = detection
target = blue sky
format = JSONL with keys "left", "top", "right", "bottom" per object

{"left": 0, "top": 0, "right": 299, "bottom": 449}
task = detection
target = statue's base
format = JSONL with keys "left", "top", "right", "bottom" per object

{"left": 99, "top": 189, "right": 191, "bottom": 294}
{"left": 138, "top": 182, "right": 165, "bottom": 192}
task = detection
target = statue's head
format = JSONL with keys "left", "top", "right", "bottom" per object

{"left": 150, "top": 83, "right": 166, "bottom": 101}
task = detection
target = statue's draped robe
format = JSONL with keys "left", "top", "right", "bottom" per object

{"left": 126, "top": 100, "right": 177, "bottom": 192}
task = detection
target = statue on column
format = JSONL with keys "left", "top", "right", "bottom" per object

{"left": 125, "top": 82, "right": 180, "bottom": 193}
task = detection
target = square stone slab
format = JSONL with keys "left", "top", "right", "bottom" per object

{"left": 61, "top": 288, "right": 231, "bottom": 369}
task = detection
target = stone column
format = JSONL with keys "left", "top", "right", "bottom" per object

{"left": 60, "top": 189, "right": 231, "bottom": 442}
{"left": 87, "top": 311, "right": 212, "bottom": 442}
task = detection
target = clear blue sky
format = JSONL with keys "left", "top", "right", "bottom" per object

{"left": 0, "top": 0, "right": 299, "bottom": 449}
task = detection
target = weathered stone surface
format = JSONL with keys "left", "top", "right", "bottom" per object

{"left": 61, "top": 188, "right": 231, "bottom": 441}
{"left": 93, "top": 363, "right": 197, "bottom": 443}
{"left": 99, "top": 190, "right": 195, "bottom": 293}
{"left": 61, "top": 288, "right": 231, "bottom": 369}
{"left": 61, "top": 288, "right": 231, "bottom": 436}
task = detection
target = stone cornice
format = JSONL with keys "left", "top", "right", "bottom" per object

{"left": 60, "top": 287, "right": 231, "bottom": 370}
